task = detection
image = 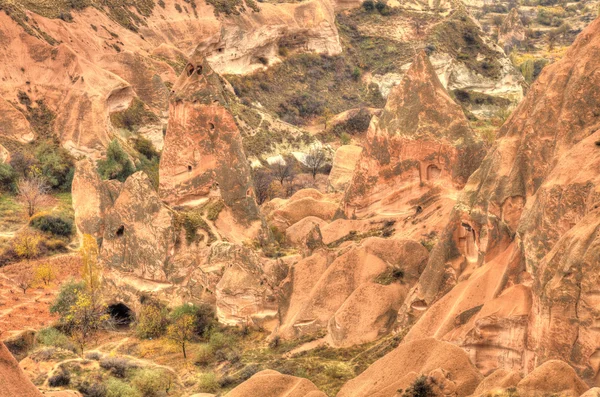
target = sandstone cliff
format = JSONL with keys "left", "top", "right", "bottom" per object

{"left": 397, "top": 16, "right": 600, "bottom": 383}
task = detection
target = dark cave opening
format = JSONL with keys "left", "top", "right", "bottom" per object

{"left": 108, "top": 303, "right": 134, "bottom": 328}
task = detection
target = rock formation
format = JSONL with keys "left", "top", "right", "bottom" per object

{"left": 0, "top": 0, "right": 340, "bottom": 156}
{"left": 71, "top": 158, "right": 120, "bottom": 241}
{"left": 276, "top": 238, "right": 429, "bottom": 346}
{"left": 397, "top": 17, "right": 600, "bottom": 383}
{"left": 0, "top": 341, "right": 43, "bottom": 397}
{"left": 226, "top": 370, "right": 326, "bottom": 397}
{"left": 328, "top": 145, "right": 363, "bottom": 192}
{"left": 499, "top": 8, "right": 526, "bottom": 53}
{"left": 345, "top": 50, "right": 484, "bottom": 246}
{"left": 159, "top": 54, "right": 261, "bottom": 230}
{"left": 337, "top": 338, "right": 483, "bottom": 397}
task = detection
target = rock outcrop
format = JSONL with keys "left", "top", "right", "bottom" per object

{"left": 71, "top": 158, "right": 120, "bottom": 240}
{"left": 328, "top": 145, "right": 363, "bottom": 192}
{"left": 277, "top": 238, "right": 429, "bottom": 346}
{"left": 397, "top": 17, "right": 600, "bottom": 383}
{"left": 159, "top": 54, "right": 261, "bottom": 231}
{"left": 498, "top": 8, "right": 526, "bottom": 53}
{"left": 226, "top": 370, "right": 326, "bottom": 397}
{"left": 337, "top": 338, "right": 483, "bottom": 397}
{"left": 0, "top": 341, "right": 42, "bottom": 397}
{"left": 345, "top": 51, "right": 484, "bottom": 246}
{"left": 0, "top": 0, "right": 340, "bottom": 156}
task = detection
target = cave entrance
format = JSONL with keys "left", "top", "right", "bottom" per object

{"left": 107, "top": 303, "right": 134, "bottom": 328}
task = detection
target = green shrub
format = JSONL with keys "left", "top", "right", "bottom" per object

{"left": 136, "top": 303, "right": 168, "bottom": 339}
{"left": 48, "top": 370, "right": 71, "bottom": 387}
{"left": 36, "top": 327, "right": 74, "bottom": 351}
{"left": 324, "top": 362, "right": 354, "bottom": 379}
{"left": 362, "top": 0, "right": 374, "bottom": 10}
{"left": 195, "top": 344, "right": 215, "bottom": 366}
{"left": 110, "top": 98, "right": 158, "bottom": 131}
{"left": 30, "top": 213, "right": 73, "bottom": 237}
{"left": 100, "top": 357, "right": 137, "bottom": 378}
{"left": 0, "top": 163, "right": 17, "bottom": 192}
{"left": 34, "top": 140, "right": 75, "bottom": 191}
{"left": 340, "top": 133, "right": 351, "bottom": 145}
{"left": 402, "top": 375, "right": 434, "bottom": 397}
{"left": 50, "top": 280, "right": 86, "bottom": 319}
{"left": 196, "top": 372, "right": 219, "bottom": 393}
{"left": 106, "top": 378, "right": 141, "bottom": 397}
{"left": 97, "top": 140, "right": 135, "bottom": 182}
{"left": 170, "top": 303, "right": 216, "bottom": 337}
{"left": 208, "top": 331, "right": 228, "bottom": 350}
{"left": 131, "top": 368, "right": 171, "bottom": 397}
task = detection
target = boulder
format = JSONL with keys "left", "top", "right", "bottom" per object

{"left": 471, "top": 369, "right": 522, "bottom": 396}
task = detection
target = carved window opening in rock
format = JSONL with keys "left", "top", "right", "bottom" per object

{"left": 116, "top": 225, "right": 124, "bottom": 237}
{"left": 411, "top": 299, "right": 428, "bottom": 311}
{"left": 217, "top": 48, "right": 224, "bottom": 53}
{"left": 208, "top": 122, "right": 215, "bottom": 131}
{"left": 107, "top": 303, "right": 134, "bottom": 328}
{"left": 427, "top": 164, "right": 441, "bottom": 181}
{"left": 458, "top": 222, "right": 478, "bottom": 262}
{"left": 185, "top": 63, "right": 195, "bottom": 77}
{"left": 196, "top": 65, "right": 203, "bottom": 75}
{"left": 595, "top": 140, "right": 600, "bottom": 147}
{"left": 188, "top": 165, "right": 192, "bottom": 172}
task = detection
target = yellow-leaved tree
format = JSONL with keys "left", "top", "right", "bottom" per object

{"left": 80, "top": 234, "right": 101, "bottom": 296}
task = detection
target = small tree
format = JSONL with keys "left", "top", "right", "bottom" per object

{"left": 253, "top": 168, "right": 273, "bottom": 205}
{"left": 14, "top": 268, "right": 34, "bottom": 294}
{"left": 34, "top": 262, "right": 55, "bottom": 286}
{"left": 17, "top": 173, "right": 50, "bottom": 217}
{"left": 13, "top": 230, "right": 42, "bottom": 262}
{"left": 167, "top": 306, "right": 196, "bottom": 359}
{"left": 305, "top": 146, "right": 327, "bottom": 180}
{"left": 65, "top": 290, "right": 110, "bottom": 355}
{"left": 270, "top": 159, "right": 294, "bottom": 186}
{"left": 80, "top": 234, "right": 101, "bottom": 296}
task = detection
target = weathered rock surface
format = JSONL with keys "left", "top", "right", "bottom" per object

{"left": 277, "top": 238, "right": 428, "bottom": 346}
{"left": 101, "top": 171, "right": 175, "bottom": 281}
{"left": 265, "top": 189, "right": 339, "bottom": 233}
{"left": 71, "top": 158, "right": 120, "bottom": 240}
{"left": 499, "top": 8, "right": 526, "bottom": 53}
{"left": 516, "top": 360, "right": 589, "bottom": 397}
{"left": 0, "top": 0, "right": 340, "bottom": 155}
{"left": 337, "top": 338, "right": 483, "bottom": 397}
{"left": 226, "top": 370, "right": 326, "bottom": 397}
{"left": 397, "top": 17, "right": 600, "bottom": 384}
{"left": 328, "top": 145, "right": 363, "bottom": 192}
{"left": 159, "top": 54, "right": 261, "bottom": 231}
{"left": 0, "top": 341, "right": 42, "bottom": 397}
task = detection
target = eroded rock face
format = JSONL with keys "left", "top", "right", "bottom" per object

{"left": 0, "top": 0, "right": 340, "bottom": 155}
{"left": 397, "top": 17, "right": 600, "bottom": 383}
{"left": 345, "top": 51, "right": 484, "bottom": 240}
{"left": 71, "top": 158, "right": 120, "bottom": 241}
{"left": 337, "top": 338, "right": 483, "bottom": 397}
{"left": 499, "top": 8, "right": 526, "bottom": 53}
{"left": 159, "top": 55, "right": 261, "bottom": 228}
{"left": 0, "top": 341, "right": 43, "bottom": 397}
{"left": 277, "top": 238, "right": 428, "bottom": 346}
{"left": 101, "top": 172, "right": 175, "bottom": 281}
{"left": 226, "top": 370, "right": 326, "bottom": 397}
{"left": 328, "top": 145, "right": 363, "bottom": 192}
